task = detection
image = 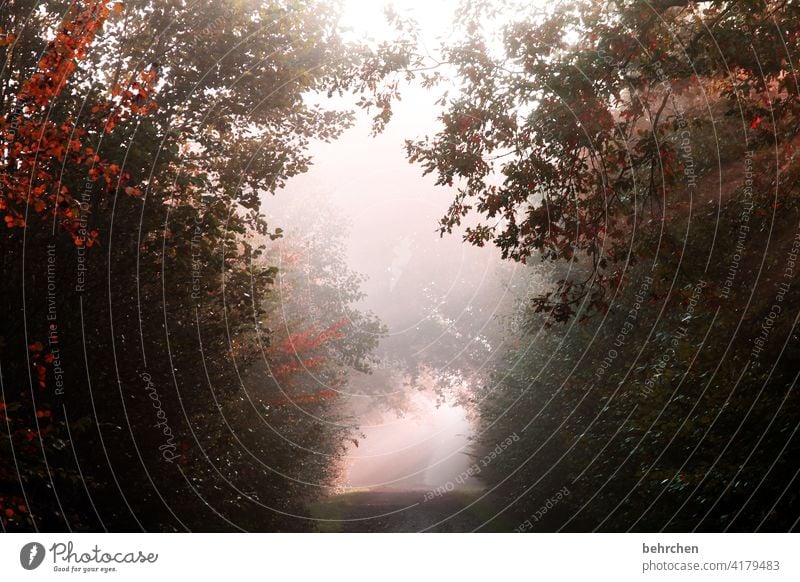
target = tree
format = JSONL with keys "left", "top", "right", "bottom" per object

{"left": 1, "top": 0, "right": 158, "bottom": 531}
{"left": 372, "top": 0, "right": 800, "bottom": 531}
{"left": 1, "top": 0, "right": 379, "bottom": 531}
{"left": 400, "top": 0, "right": 800, "bottom": 320}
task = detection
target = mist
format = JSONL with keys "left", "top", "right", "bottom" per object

{"left": 266, "top": 82, "right": 522, "bottom": 491}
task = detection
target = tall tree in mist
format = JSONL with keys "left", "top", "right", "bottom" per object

{"left": 0, "top": 0, "right": 379, "bottom": 531}
{"left": 384, "top": 0, "right": 800, "bottom": 531}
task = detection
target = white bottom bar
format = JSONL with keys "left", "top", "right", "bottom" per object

{"left": 1, "top": 533, "right": 797, "bottom": 581}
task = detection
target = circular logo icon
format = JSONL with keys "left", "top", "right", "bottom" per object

{"left": 20, "top": 542, "right": 46, "bottom": 570}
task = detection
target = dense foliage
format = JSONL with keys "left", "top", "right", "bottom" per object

{"left": 406, "top": 0, "right": 800, "bottom": 531}
{"left": 0, "top": 0, "right": 377, "bottom": 532}
{"left": 3, "top": 0, "right": 799, "bottom": 533}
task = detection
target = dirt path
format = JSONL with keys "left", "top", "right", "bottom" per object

{"left": 309, "top": 488, "right": 510, "bottom": 532}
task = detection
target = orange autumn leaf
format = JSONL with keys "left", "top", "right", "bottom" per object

{"left": 1, "top": 1, "right": 156, "bottom": 244}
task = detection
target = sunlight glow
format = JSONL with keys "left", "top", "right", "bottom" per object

{"left": 339, "top": 0, "right": 460, "bottom": 43}
{"left": 339, "top": 0, "right": 556, "bottom": 54}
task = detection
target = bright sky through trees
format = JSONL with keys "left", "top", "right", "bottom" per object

{"left": 339, "top": 0, "right": 459, "bottom": 42}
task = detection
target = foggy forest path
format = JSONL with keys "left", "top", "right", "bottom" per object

{"left": 310, "top": 489, "right": 511, "bottom": 532}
